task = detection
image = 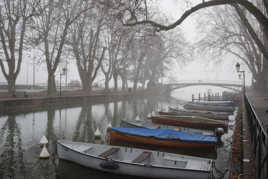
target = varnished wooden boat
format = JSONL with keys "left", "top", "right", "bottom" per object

{"left": 162, "top": 108, "right": 230, "bottom": 121}
{"left": 168, "top": 106, "right": 232, "bottom": 116}
{"left": 184, "top": 103, "right": 235, "bottom": 113}
{"left": 189, "top": 101, "right": 234, "bottom": 106}
{"left": 150, "top": 115, "right": 228, "bottom": 131}
{"left": 57, "top": 140, "right": 214, "bottom": 179}
{"left": 108, "top": 127, "right": 218, "bottom": 150}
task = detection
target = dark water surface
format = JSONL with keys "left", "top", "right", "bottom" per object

{"left": 0, "top": 89, "right": 235, "bottom": 179}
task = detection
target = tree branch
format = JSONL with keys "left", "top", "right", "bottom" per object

{"left": 124, "top": 0, "right": 268, "bottom": 32}
{"left": 234, "top": 4, "right": 268, "bottom": 60}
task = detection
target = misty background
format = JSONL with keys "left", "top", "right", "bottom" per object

{"left": 0, "top": 0, "right": 249, "bottom": 87}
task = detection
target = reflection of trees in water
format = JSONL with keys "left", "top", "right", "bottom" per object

{"left": 46, "top": 107, "right": 58, "bottom": 155}
{"left": 112, "top": 102, "right": 118, "bottom": 126}
{"left": 0, "top": 115, "right": 25, "bottom": 179}
{"left": 73, "top": 104, "right": 94, "bottom": 143}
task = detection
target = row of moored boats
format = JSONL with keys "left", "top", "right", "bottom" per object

{"left": 57, "top": 100, "right": 236, "bottom": 179}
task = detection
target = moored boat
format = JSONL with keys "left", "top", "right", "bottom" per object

{"left": 184, "top": 103, "right": 235, "bottom": 113}
{"left": 169, "top": 106, "right": 232, "bottom": 116}
{"left": 150, "top": 115, "right": 228, "bottom": 131}
{"left": 190, "top": 101, "right": 235, "bottom": 106}
{"left": 108, "top": 127, "right": 218, "bottom": 149}
{"left": 120, "top": 119, "right": 215, "bottom": 136}
{"left": 57, "top": 140, "right": 214, "bottom": 179}
{"left": 162, "top": 108, "right": 230, "bottom": 121}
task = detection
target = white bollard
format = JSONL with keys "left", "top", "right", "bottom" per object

{"left": 135, "top": 115, "right": 141, "bottom": 121}
{"left": 40, "top": 145, "right": 50, "bottom": 159}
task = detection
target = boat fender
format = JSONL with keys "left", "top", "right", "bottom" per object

{"left": 100, "top": 159, "right": 119, "bottom": 170}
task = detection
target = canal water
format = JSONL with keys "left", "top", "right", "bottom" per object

{"left": 0, "top": 86, "right": 236, "bottom": 179}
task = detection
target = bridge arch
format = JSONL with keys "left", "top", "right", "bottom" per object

{"left": 164, "top": 80, "right": 242, "bottom": 93}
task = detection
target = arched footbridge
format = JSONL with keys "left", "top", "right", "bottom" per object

{"left": 164, "top": 80, "right": 243, "bottom": 92}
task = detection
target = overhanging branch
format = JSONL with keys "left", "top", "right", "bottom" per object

{"left": 124, "top": 0, "right": 268, "bottom": 32}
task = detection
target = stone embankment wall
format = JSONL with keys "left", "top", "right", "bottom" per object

{"left": 0, "top": 88, "right": 166, "bottom": 116}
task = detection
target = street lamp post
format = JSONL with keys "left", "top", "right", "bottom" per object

{"left": 59, "top": 68, "right": 67, "bottom": 96}
{"left": 235, "top": 62, "right": 245, "bottom": 95}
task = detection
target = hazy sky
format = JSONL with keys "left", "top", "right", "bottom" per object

{"left": 0, "top": 0, "right": 251, "bottom": 86}
{"left": 157, "top": 0, "right": 251, "bottom": 84}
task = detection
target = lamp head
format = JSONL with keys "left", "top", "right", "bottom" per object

{"left": 235, "top": 62, "right": 240, "bottom": 72}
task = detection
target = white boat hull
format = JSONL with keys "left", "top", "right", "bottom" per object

{"left": 57, "top": 141, "right": 212, "bottom": 179}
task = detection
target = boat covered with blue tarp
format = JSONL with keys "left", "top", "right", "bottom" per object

{"left": 109, "top": 127, "right": 217, "bottom": 144}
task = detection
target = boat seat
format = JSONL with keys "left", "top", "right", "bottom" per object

{"left": 99, "top": 147, "right": 120, "bottom": 158}
{"left": 132, "top": 151, "right": 151, "bottom": 163}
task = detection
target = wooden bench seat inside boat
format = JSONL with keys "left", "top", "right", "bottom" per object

{"left": 132, "top": 151, "right": 152, "bottom": 163}
{"left": 99, "top": 147, "right": 120, "bottom": 158}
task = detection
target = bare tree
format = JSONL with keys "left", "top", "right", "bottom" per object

{"left": 123, "top": 0, "right": 268, "bottom": 60}
{"left": 70, "top": 5, "right": 106, "bottom": 93}
{"left": 0, "top": 0, "right": 39, "bottom": 95}
{"left": 33, "top": 0, "right": 89, "bottom": 96}
{"left": 105, "top": 22, "right": 123, "bottom": 91}
{"left": 197, "top": 5, "right": 265, "bottom": 88}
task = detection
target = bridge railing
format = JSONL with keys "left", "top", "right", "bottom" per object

{"left": 244, "top": 95, "right": 268, "bottom": 179}
{"left": 165, "top": 80, "right": 242, "bottom": 86}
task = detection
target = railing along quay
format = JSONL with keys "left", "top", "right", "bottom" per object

{"left": 244, "top": 95, "right": 268, "bottom": 179}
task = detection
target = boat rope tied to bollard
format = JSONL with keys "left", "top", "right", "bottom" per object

{"left": 40, "top": 145, "right": 50, "bottom": 159}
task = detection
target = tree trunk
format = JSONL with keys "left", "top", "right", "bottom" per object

{"left": 113, "top": 74, "right": 118, "bottom": 91}
{"left": 7, "top": 75, "right": 16, "bottom": 96}
{"left": 252, "top": 72, "right": 266, "bottom": 90}
{"left": 263, "top": 60, "right": 268, "bottom": 90}
{"left": 141, "top": 80, "right": 146, "bottom": 89}
{"left": 104, "top": 78, "right": 109, "bottom": 92}
{"left": 81, "top": 73, "right": 92, "bottom": 93}
{"left": 121, "top": 78, "right": 126, "bottom": 90}
{"left": 47, "top": 73, "right": 57, "bottom": 96}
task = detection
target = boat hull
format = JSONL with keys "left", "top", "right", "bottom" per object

{"left": 184, "top": 103, "right": 235, "bottom": 112}
{"left": 57, "top": 141, "right": 212, "bottom": 179}
{"left": 108, "top": 130, "right": 216, "bottom": 150}
{"left": 159, "top": 111, "right": 229, "bottom": 121}
{"left": 189, "top": 101, "right": 234, "bottom": 106}
{"left": 151, "top": 116, "right": 228, "bottom": 131}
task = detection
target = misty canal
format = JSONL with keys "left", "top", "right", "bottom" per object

{"left": 0, "top": 86, "right": 236, "bottom": 179}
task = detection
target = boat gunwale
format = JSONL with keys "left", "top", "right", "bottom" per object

{"left": 168, "top": 107, "right": 233, "bottom": 115}
{"left": 57, "top": 140, "right": 212, "bottom": 173}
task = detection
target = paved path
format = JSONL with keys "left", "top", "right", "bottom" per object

{"left": 243, "top": 89, "right": 268, "bottom": 179}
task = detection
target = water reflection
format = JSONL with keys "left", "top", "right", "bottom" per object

{"left": 0, "top": 115, "right": 25, "bottom": 179}
{"left": 0, "top": 94, "right": 234, "bottom": 179}
{"left": 73, "top": 104, "right": 94, "bottom": 143}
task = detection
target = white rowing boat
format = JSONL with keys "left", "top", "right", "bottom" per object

{"left": 57, "top": 140, "right": 214, "bottom": 179}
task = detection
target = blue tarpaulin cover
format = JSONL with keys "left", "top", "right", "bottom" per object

{"left": 110, "top": 127, "right": 217, "bottom": 144}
